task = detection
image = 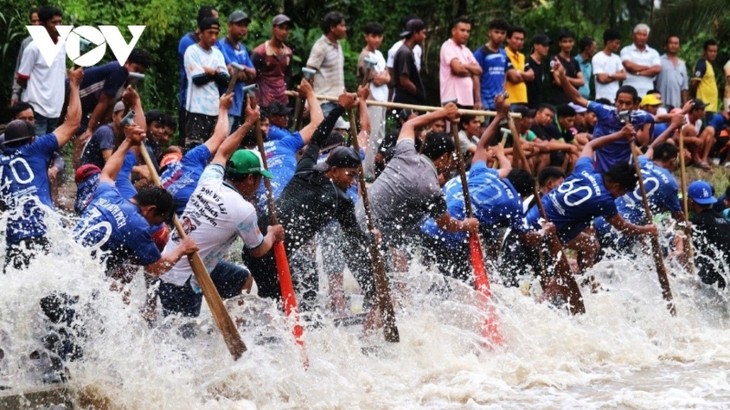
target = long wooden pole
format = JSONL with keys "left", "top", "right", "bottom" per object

{"left": 347, "top": 107, "right": 400, "bottom": 343}
{"left": 678, "top": 131, "right": 695, "bottom": 272}
{"left": 248, "top": 93, "right": 309, "bottom": 364}
{"left": 138, "top": 145, "right": 247, "bottom": 359}
{"left": 450, "top": 121, "right": 503, "bottom": 345}
{"left": 629, "top": 142, "right": 676, "bottom": 315}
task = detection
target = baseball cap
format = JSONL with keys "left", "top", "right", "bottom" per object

{"left": 532, "top": 34, "right": 551, "bottom": 46}
{"left": 400, "top": 18, "right": 426, "bottom": 38}
{"left": 640, "top": 94, "right": 662, "bottom": 106}
{"left": 568, "top": 102, "right": 587, "bottom": 114}
{"left": 267, "top": 102, "right": 293, "bottom": 116}
{"left": 226, "top": 149, "right": 273, "bottom": 179}
{"left": 321, "top": 131, "right": 346, "bottom": 152}
{"left": 2, "top": 119, "right": 36, "bottom": 146}
{"left": 272, "top": 14, "right": 292, "bottom": 27}
{"left": 334, "top": 117, "right": 350, "bottom": 130}
{"left": 315, "top": 146, "right": 361, "bottom": 171}
{"left": 160, "top": 151, "right": 183, "bottom": 169}
{"left": 113, "top": 100, "right": 126, "bottom": 113}
{"left": 198, "top": 17, "right": 220, "bottom": 31}
{"left": 228, "top": 10, "right": 251, "bottom": 24}
{"left": 691, "top": 99, "right": 707, "bottom": 110}
{"left": 688, "top": 180, "right": 717, "bottom": 205}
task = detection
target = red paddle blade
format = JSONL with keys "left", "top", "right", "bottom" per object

{"left": 273, "top": 241, "right": 308, "bottom": 367}
{"left": 469, "top": 233, "right": 503, "bottom": 346}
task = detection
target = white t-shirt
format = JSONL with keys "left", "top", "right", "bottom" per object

{"left": 362, "top": 50, "right": 388, "bottom": 102}
{"left": 387, "top": 40, "right": 422, "bottom": 71}
{"left": 592, "top": 51, "right": 623, "bottom": 102}
{"left": 184, "top": 44, "right": 227, "bottom": 116}
{"left": 17, "top": 41, "right": 66, "bottom": 118}
{"left": 161, "top": 163, "right": 264, "bottom": 287}
{"left": 620, "top": 44, "right": 661, "bottom": 97}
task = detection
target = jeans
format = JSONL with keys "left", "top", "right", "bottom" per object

{"left": 34, "top": 114, "right": 59, "bottom": 136}
{"left": 158, "top": 260, "right": 250, "bottom": 317}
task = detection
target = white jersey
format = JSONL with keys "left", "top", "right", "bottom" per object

{"left": 161, "top": 163, "right": 264, "bottom": 286}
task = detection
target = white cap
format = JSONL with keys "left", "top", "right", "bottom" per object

{"left": 334, "top": 117, "right": 350, "bottom": 130}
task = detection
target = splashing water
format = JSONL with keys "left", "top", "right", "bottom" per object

{"left": 2, "top": 218, "right": 730, "bottom": 409}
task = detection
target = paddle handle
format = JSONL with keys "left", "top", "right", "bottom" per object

{"left": 677, "top": 131, "right": 695, "bottom": 272}
{"left": 507, "top": 116, "right": 533, "bottom": 174}
{"left": 629, "top": 142, "right": 676, "bottom": 315}
{"left": 139, "top": 144, "right": 247, "bottom": 359}
{"left": 348, "top": 108, "right": 400, "bottom": 343}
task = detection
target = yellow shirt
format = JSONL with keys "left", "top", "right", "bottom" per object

{"left": 505, "top": 48, "right": 527, "bottom": 104}
{"left": 695, "top": 58, "right": 718, "bottom": 112}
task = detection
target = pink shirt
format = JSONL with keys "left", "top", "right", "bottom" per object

{"left": 439, "top": 38, "right": 477, "bottom": 106}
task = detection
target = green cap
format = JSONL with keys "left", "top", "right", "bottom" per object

{"left": 226, "top": 149, "right": 273, "bottom": 179}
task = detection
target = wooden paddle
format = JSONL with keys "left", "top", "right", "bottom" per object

{"left": 347, "top": 102, "right": 400, "bottom": 343}
{"left": 678, "top": 130, "right": 695, "bottom": 273}
{"left": 504, "top": 114, "right": 583, "bottom": 313}
{"left": 629, "top": 142, "right": 676, "bottom": 315}
{"left": 138, "top": 143, "right": 247, "bottom": 359}
{"left": 247, "top": 91, "right": 309, "bottom": 363}
{"left": 450, "top": 119, "right": 503, "bottom": 345}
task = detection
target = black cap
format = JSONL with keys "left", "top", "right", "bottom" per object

{"left": 198, "top": 17, "right": 220, "bottom": 31}
{"left": 400, "top": 19, "right": 426, "bottom": 38}
{"left": 532, "top": 34, "right": 551, "bottom": 46}
{"left": 315, "top": 146, "right": 361, "bottom": 171}
{"left": 266, "top": 102, "right": 293, "bottom": 116}
{"left": 2, "top": 119, "right": 35, "bottom": 147}
{"left": 228, "top": 10, "right": 251, "bottom": 24}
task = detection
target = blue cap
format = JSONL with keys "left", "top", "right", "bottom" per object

{"left": 688, "top": 180, "right": 717, "bottom": 205}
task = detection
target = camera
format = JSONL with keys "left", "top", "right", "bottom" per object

{"left": 121, "top": 110, "right": 136, "bottom": 127}
{"left": 618, "top": 110, "right": 631, "bottom": 124}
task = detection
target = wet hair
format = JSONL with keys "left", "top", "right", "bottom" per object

{"left": 197, "top": 5, "right": 217, "bottom": 25}
{"left": 538, "top": 166, "right": 565, "bottom": 187}
{"left": 421, "top": 131, "right": 454, "bottom": 160}
{"left": 322, "top": 11, "right": 345, "bottom": 34}
{"left": 459, "top": 114, "right": 477, "bottom": 128}
{"left": 578, "top": 37, "right": 595, "bottom": 52}
{"left": 9, "top": 102, "right": 34, "bottom": 119}
{"left": 557, "top": 29, "right": 575, "bottom": 41}
{"left": 363, "top": 22, "right": 384, "bottom": 36}
{"left": 653, "top": 142, "right": 678, "bottom": 162}
{"left": 38, "top": 6, "right": 62, "bottom": 23}
{"left": 507, "top": 168, "right": 534, "bottom": 198}
{"left": 488, "top": 18, "right": 510, "bottom": 32}
{"left": 556, "top": 104, "right": 576, "bottom": 118}
{"left": 704, "top": 39, "right": 718, "bottom": 51}
{"left": 604, "top": 162, "right": 638, "bottom": 192}
{"left": 507, "top": 26, "right": 525, "bottom": 39}
{"left": 603, "top": 28, "right": 621, "bottom": 44}
{"left": 450, "top": 16, "right": 472, "bottom": 31}
{"left": 127, "top": 48, "right": 153, "bottom": 69}
{"left": 134, "top": 187, "right": 174, "bottom": 218}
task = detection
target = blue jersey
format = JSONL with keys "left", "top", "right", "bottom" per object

{"left": 473, "top": 46, "right": 510, "bottom": 110}
{"left": 215, "top": 38, "right": 255, "bottom": 117}
{"left": 526, "top": 156, "right": 618, "bottom": 243}
{"left": 160, "top": 144, "right": 211, "bottom": 216}
{"left": 268, "top": 124, "right": 292, "bottom": 141}
{"left": 706, "top": 112, "right": 726, "bottom": 131}
{"left": 588, "top": 101, "right": 654, "bottom": 173}
{"left": 78, "top": 62, "right": 128, "bottom": 129}
{"left": 73, "top": 182, "right": 161, "bottom": 266}
{"left": 652, "top": 121, "right": 668, "bottom": 140}
{"left": 256, "top": 131, "right": 305, "bottom": 209}
{"left": 421, "top": 162, "right": 524, "bottom": 247}
{"left": 616, "top": 155, "right": 681, "bottom": 224}
{"left": 0, "top": 134, "right": 58, "bottom": 244}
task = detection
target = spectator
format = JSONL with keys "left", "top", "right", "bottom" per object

{"left": 392, "top": 19, "right": 427, "bottom": 105}
{"left": 387, "top": 16, "right": 423, "bottom": 82}
{"left": 592, "top": 29, "right": 626, "bottom": 102}
{"left": 655, "top": 35, "right": 688, "bottom": 110}
{"left": 620, "top": 23, "right": 661, "bottom": 97}
{"left": 177, "top": 5, "right": 218, "bottom": 142}
{"left": 691, "top": 39, "right": 719, "bottom": 113}
{"left": 504, "top": 26, "right": 533, "bottom": 106}
{"left": 183, "top": 17, "right": 229, "bottom": 150}
{"left": 549, "top": 29, "right": 584, "bottom": 105}
{"left": 10, "top": 7, "right": 39, "bottom": 106}
{"left": 680, "top": 99, "right": 714, "bottom": 170}
{"left": 526, "top": 34, "right": 551, "bottom": 109}
{"left": 456, "top": 114, "right": 482, "bottom": 158}
{"left": 439, "top": 16, "right": 482, "bottom": 108}
{"left": 78, "top": 101, "right": 126, "bottom": 170}
{"left": 473, "top": 18, "right": 511, "bottom": 110}
{"left": 252, "top": 14, "right": 293, "bottom": 110}
{"left": 16, "top": 5, "right": 66, "bottom": 136}
{"left": 574, "top": 37, "right": 597, "bottom": 100}
{"left": 724, "top": 57, "right": 730, "bottom": 113}
{"left": 76, "top": 48, "right": 152, "bottom": 142}
{"left": 307, "top": 11, "right": 347, "bottom": 116}
{"left": 217, "top": 10, "right": 257, "bottom": 131}
{"left": 357, "top": 22, "right": 390, "bottom": 179}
